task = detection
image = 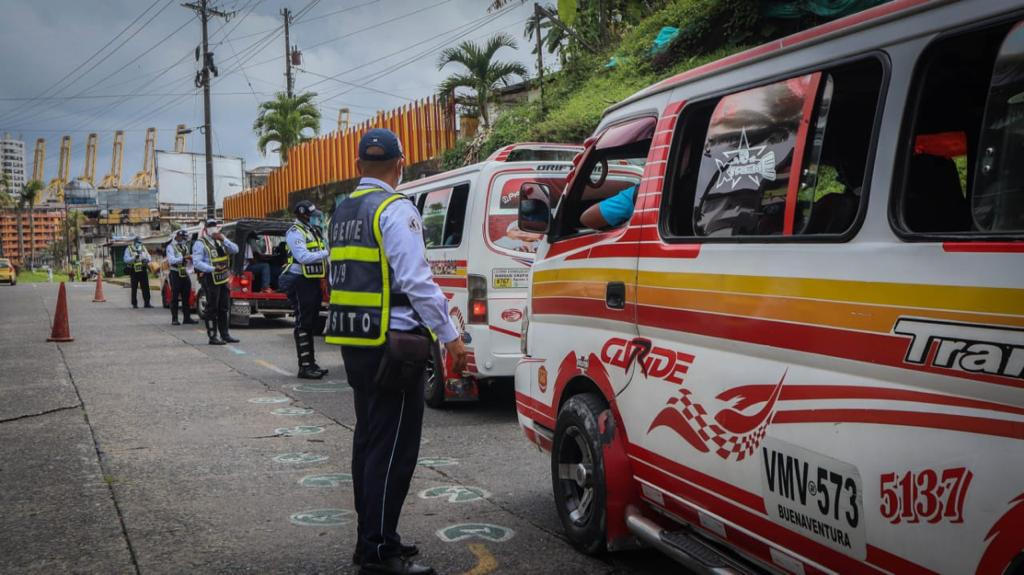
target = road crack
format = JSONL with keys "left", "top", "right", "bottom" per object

{"left": 0, "top": 403, "right": 81, "bottom": 424}
{"left": 54, "top": 343, "right": 142, "bottom": 575}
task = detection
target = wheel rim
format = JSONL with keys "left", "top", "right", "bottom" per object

{"left": 557, "top": 426, "right": 595, "bottom": 527}
{"left": 197, "top": 293, "right": 207, "bottom": 317}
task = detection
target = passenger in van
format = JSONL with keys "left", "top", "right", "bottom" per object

{"left": 244, "top": 233, "right": 273, "bottom": 293}
{"left": 580, "top": 185, "right": 636, "bottom": 229}
{"left": 494, "top": 220, "right": 542, "bottom": 252}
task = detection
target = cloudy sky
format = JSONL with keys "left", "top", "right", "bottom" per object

{"left": 0, "top": 0, "right": 537, "bottom": 186}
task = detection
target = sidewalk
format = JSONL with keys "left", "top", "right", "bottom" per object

{"left": 0, "top": 283, "right": 356, "bottom": 573}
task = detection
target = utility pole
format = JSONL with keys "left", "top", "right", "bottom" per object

{"left": 183, "top": 0, "right": 233, "bottom": 220}
{"left": 534, "top": 4, "right": 545, "bottom": 113}
{"left": 282, "top": 8, "right": 293, "bottom": 98}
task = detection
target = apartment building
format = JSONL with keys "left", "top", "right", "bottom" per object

{"left": 0, "top": 207, "right": 65, "bottom": 265}
{"left": 1, "top": 133, "right": 26, "bottom": 198}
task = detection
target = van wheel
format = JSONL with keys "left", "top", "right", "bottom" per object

{"left": 424, "top": 341, "right": 446, "bottom": 408}
{"left": 552, "top": 393, "right": 609, "bottom": 554}
{"left": 196, "top": 288, "right": 208, "bottom": 319}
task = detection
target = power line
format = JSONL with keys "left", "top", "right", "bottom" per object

{"left": 312, "top": 4, "right": 523, "bottom": 105}
{"left": 1, "top": 0, "right": 180, "bottom": 129}
{"left": 221, "top": 0, "right": 455, "bottom": 80}
{"left": 0, "top": 0, "right": 167, "bottom": 125}
{"left": 294, "top": 68, "right": 412, "bottom": 102}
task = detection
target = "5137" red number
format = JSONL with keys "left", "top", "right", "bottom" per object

{"left": 879, "top": 467, "right": 973, "bottom": 524}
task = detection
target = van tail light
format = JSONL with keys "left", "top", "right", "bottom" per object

{"left": 468, "top": 274, "right": 487, "bottom": 324}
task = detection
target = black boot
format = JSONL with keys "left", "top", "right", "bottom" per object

{"left": 295, "top": 330, "right": 326, "bottom": 379}
{"left": 182, "top": 308, "right": 198, "bottom": 324}
{"left": 219, "top": 314, "right": 239, "bottom": 344}
{"left": 206, "top": 319, "right": 224, "bottom": 345}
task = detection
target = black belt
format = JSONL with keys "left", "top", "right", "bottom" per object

{"left": 390, "top": 292, "right": 410, "bottom": 307}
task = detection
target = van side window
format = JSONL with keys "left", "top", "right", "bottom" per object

{"left": 663, "top": 59, "right": 883, "bottom": 239}
{"left": 553, "top": 116, "right": 655, "bottom": 239}
{"left": 899, "top": 20, "right": 1024, "bottom": 236}
{"left": 420, "top": 184, "right": 470, "bottom": 248}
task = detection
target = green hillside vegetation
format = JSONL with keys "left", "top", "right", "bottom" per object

{"left": 444, "top": 0, "right": 862, "bottom": 168}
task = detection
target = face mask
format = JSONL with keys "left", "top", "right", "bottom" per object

{"left": 309, "top": 212, "right": 323, "bottom": 228}
{"left": 208, "top": 227, "right": 220, "bottom": 236}
{"left": 395, "top": 170, "right": 404, "bottom": 187}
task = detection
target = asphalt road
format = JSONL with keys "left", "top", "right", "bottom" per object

{"left": 0, "top": 282, "right": 680, "bottom": 575}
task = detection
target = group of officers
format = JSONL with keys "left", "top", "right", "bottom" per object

{"left": 123, "top": 221, "right": 239, "bottom": 345}
{"left": 123, "top": 129, "right": 465, "bottom": 575}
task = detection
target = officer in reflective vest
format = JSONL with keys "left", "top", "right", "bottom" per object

{"left": 122, "top": 235, "right": 152, "bottom": 308}
{"left": 326, "top": 128, "right": 468, "bottom": 575}
{"left": 165, "top": 229, "right": 197, "bottom": 326}
{"left": 284, "top": 200, "right": 330, "bottom": 379}
{"left": 192, "top": 219, "right": 239, "bottom": 345}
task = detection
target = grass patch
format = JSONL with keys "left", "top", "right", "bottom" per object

{"left": 17, "top": 270, "right": 71, "bottom": 283}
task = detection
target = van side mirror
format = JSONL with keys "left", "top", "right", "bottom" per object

{"left": 518, "top": 182, "right": 552, "bottom": 234}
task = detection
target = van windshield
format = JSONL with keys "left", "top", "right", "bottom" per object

{"left": 506, "top": 149, "right": 579, "bottom": 162}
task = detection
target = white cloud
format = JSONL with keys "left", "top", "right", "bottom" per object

{"left": 0, "top": 0, "right": 537, "bottom": 187}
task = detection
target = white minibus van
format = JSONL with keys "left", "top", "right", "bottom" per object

{"left": 398, "top": 143, "right": 581, "bottom": 406}
{"left": 514, "top": 1, "right": 1024, "bottom": 573}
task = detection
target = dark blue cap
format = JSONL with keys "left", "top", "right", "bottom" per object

{"left": 358, "top": 128, "right": 403, "bottom": 161}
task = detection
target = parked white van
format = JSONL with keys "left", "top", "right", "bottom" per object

{"left": 398, "top": 143, "right": 582, "bottom": 407}
{"left": 514, "top": 1, "right": 1024, "bottom": 573}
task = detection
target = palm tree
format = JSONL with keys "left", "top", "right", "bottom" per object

{"left": 253, "top": 92, "right": 321, "bottom": 163}
{"left": 20, "top": 180, "right": 42, "bottom": 270}
{"left": 437, "top": 34, "right": 529, "bottom": 129}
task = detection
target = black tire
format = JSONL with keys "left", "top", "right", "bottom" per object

{"left": 552, "top": 392, "right": 609, "bottom": 554}
{"left": 196, "top": 288, "right": 208, "bottom": 319}
{"left": 424, "top": 341, "right": 446, "bottom": 408}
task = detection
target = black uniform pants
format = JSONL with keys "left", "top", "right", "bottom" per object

{"left": 169, "top": 270, "right": 192, "bottom": 321}
{"left": 129, "top": 268, "right": 150, "bottom": 306}
{"left": 288, "top": 275, "right": 322, "bottom": 368}
{"left": 343, "top": 344, "right": 425, "bottom": 562}
{"left": 288, "top": 275, "right": 321, "bottom": 333}
{"left": 200, "top": 274, "right": 230, "bottom": 322}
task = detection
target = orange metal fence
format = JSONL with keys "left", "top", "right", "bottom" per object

{"left": 225, "top": 96, "right": 455, "bottom": 219}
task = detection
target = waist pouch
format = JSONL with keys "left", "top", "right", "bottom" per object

{"left": 277, "top": 270, "right": 298, "bottom": 294}
{"left": 374, "top": 329, "right": 431, "bottom": 393}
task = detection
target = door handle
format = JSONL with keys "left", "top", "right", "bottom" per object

{"left": 606, "top": 281, "right": 625, "bottom": 310}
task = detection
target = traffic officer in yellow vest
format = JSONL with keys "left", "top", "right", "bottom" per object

{"left": 192, "top": 219, "right": 240, "bottom": 345}
{"left": 327, "top": 129, "right": 468, "bottom": 575}
{"left": 165, "top": 229, "right": 197, "bottom": 325}
{"left": 123, "top": 235, "right": 152, "bottom": 308}
{"left": 283, "top": 200, "right": 330, "bottom": 379}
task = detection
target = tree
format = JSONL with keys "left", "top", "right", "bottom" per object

{"left": 437, "top": 34, "right": 529, "bottom": 129}
{"left": 253, "top": 92, "right": 321, "bottom": 164}
{"left": 20, "top": 180, "right": 42, "bottom": 270}
{"left": 524, "top": 5, "right": 568, "bottom": 59}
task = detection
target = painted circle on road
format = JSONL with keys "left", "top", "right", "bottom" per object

{"left": 273, "top": 452, "right": 328, "bottom": 464}
{"left": 291, "top": 382, "right": 349, "bottom": 393}
{"left": 419, "top": 485, "right": 490, "bottom": 503}
{"left": 271, "top": 407, "right": 313, "bottom": 416}
{"left": 299, "top": 473, "right": 352, "bottom": 487}
{"left": 248, "top": 397, "right": 290, "bottom": 404}
{"left": 275, "top": 426, "right": 324, "bottom": 436}
{"left": 417, "top": 457, "right": 457, "bottom": 467}
{"left": 289, "top": 508, "right": 353, "bottom": 527}
{"left": 436, "top": 523, "right": 515, "bottom": 543}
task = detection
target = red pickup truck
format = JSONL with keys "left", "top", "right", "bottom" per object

{"left": 160, "top": 218, "right": 327, "bottom": 327}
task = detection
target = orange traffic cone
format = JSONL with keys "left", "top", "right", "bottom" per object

{"left": 92, "top": 274, "right": 106, "bottom": 303}
{"left": 47, "top": 282, "right": 74, "bottom": 342}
